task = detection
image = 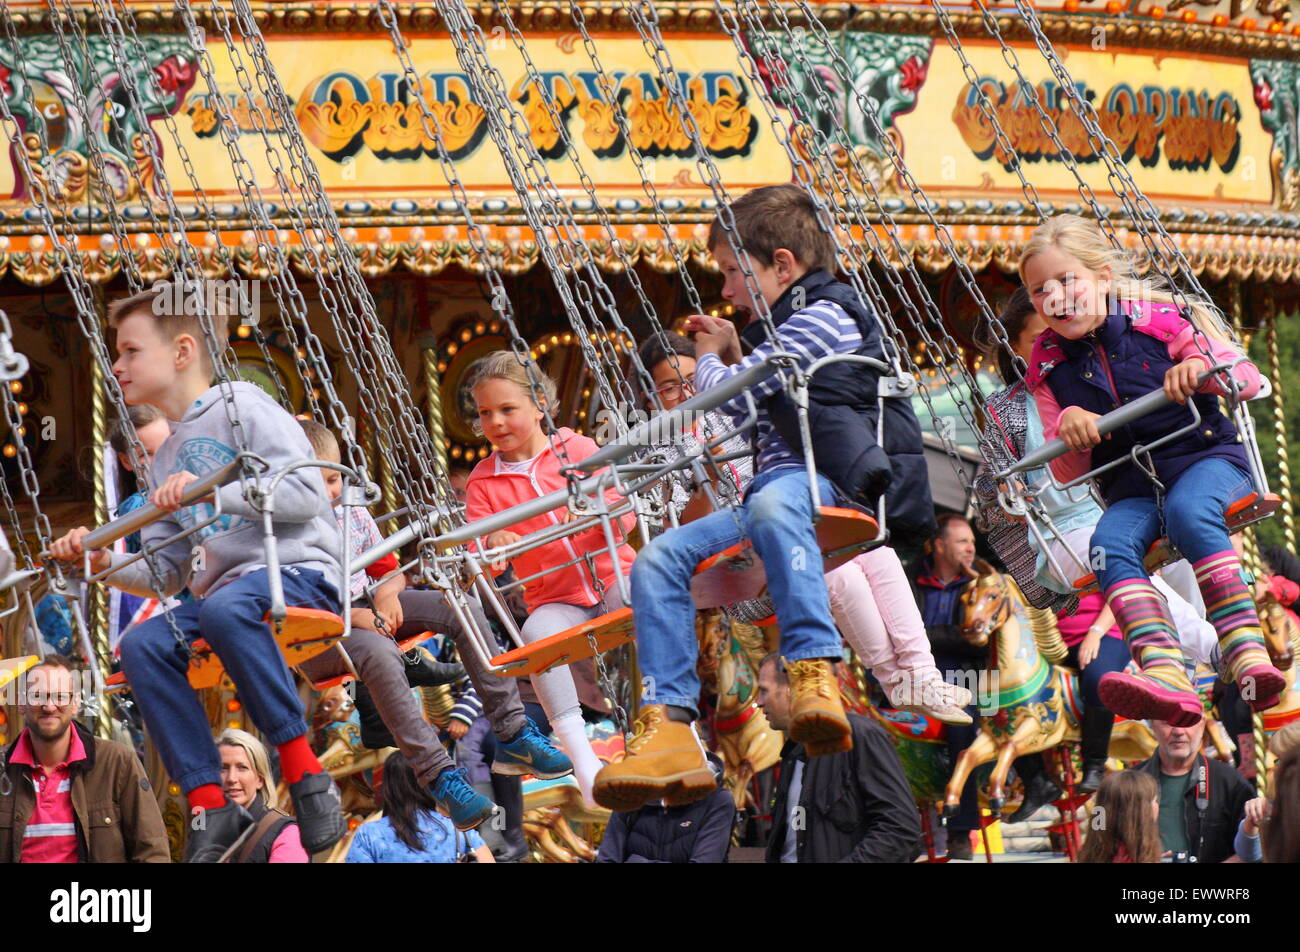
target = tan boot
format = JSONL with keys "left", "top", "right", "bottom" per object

{"left": 787, "top": 659, "right": 852, "bottom": 755}
{"left": 592, "top": 705, "right": 715, "bottom": 812}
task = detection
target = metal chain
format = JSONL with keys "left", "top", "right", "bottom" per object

{"left": 744, "top": 1, "right": 995, "bottom": 494}
{"left": 1, "top": 3, "right": 198, "bottom": 666}
{"left": 618, "top": 0, "right": 785, "bottom": 352}
{"left": 726, "top": 0, "right": 983, "bottom": 497}
{"left": 223, "top": 0, "right": 466, "bottom": 536}
{"left": 491, "top": 1, "right": 682, "bottom": 414}
{"left": 90, "top": 0, "right": 259, "bottom": 491}
{"left": 567, "top": 0, "right": 707, "bottom": 317}
{"left": 50, "top": 0, "right": 295, "bottom": 419}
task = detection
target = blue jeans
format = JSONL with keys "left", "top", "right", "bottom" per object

{"left": 1065, "top": 635, "right": 1131, "bottom": 709}
{"left": 1092, "top": 459, "right": 1253, "bottom": 593}
{"left": 633, "top": 468, "right": 843, "bottom": 716}
{"left": 119, "top": 566, "right": 339, "bottom": 793}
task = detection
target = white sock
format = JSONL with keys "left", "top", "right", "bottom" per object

{"left": 551, "top": 712, "right": 602, "bottom": 807}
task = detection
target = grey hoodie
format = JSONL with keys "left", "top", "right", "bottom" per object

{"left": 106, "top": 382, "right": 343, "bottom": 600}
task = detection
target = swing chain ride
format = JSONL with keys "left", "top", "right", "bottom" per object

{"left": 0, "top": 0, "right": 1294, "bottom": 848}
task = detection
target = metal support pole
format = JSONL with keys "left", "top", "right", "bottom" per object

{"left": 89, "top": 332, "right": 112, "bottom": 739}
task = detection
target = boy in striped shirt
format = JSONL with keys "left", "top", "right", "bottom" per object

{"left": 595, "top": 185, "right": 896, "bottom": 812}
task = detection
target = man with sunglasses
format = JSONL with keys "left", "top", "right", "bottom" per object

{"left": 1, "top": 655, "right": 168, "bottom": 862}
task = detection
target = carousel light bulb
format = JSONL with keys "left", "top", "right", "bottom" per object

{"left": 461, "top": 329, "right": 473, "bottom": 342}
{"left": 447, "top": 343, "right": 458, "bottom": 356}
{"left": 236, "top": 325, "right": 251, "bottom": 338}
{"left": 452, "top": 446, "right": 462, "bottom": 459}
{"left": 227, "top": 720, "right": 241, "bottom": 729}
{"left": 10, "top": 381, "right": 21, "bottom": 393}
{"left": 3, "top": 445, "right": 14, "bottom": 458}
{"left": 16, "top": 403, "right": 26, "bottom": 415}
{"left": 475, "top": 322, "right": 486, "bottom": 335}
{"left": 438, "top": 361, "right": 447, "bottom": 373}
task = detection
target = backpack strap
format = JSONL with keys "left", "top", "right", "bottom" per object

{"left": 229, "top": 807, "right": 293, "bottom": 864}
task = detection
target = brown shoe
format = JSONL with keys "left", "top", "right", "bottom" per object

{"left": 592, "top": 705, "right": 715, "bottom": 812}
{"left": 787, "top": 659, "right": 852, "bottom": 755}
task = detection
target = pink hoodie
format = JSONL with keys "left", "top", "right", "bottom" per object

{"left": 465, "top": 427, "right": 636, "bottom": 612}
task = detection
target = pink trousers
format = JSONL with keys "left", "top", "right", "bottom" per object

{"left": 826, "top": 545, "right": 944, "bottom": 704}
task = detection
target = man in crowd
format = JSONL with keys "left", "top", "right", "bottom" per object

{"left": 1, "top": 655, "right": 169, "bottom": 862}
{"left": 758, "top": 652, "right": 921, "bottom": 863}
{"left": 1134, "top": 716, "right": 1252, "bottom": 863}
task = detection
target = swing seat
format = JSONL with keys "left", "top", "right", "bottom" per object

{"left": 491, "top": 607, "right": 635, "bottom": 677}
{"left": 690, "top": 507, "right": 879, "bottom": 609}
{"left": 0, "top": 654, "right": 38, "bottom": 692}
{"left": 105, "top": 607, "right": 346, "bottom": 692}
{"left": 1070, "top": 492, "right": 1282, "bottom": 596}
{"left": 309, "top": 631, "right": 434, "bottom": 690}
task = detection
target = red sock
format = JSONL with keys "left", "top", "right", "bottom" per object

{"left": 187, "top": 783, "right": 226, "bottom": 812}
{"left": 277, "top": 735, "right": 322, "bottom": 785}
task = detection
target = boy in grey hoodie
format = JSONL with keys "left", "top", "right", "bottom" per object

{"left": 51, "top": 280, "right": 346, "bottom": 861}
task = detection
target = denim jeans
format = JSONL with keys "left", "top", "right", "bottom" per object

{"left": 1092, "top": 459, "right": 1254, "bottom": 594}
{"left": 1064, "top": 635, "right": 1131, "bottom": 709}
{"left": 119, "top": 566, "right": 339, "bottom": 793}
{"left": 633, "top": 467, "right": 843, "bottom": 716}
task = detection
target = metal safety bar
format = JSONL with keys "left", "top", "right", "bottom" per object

{"left": 997, "top": 362, "right": 1250, "bottom": 480}
{"left": 795, "top": 352, "right": 899, "bottom": 529}
{"left": 78, "top": 458, "right": 245, "bottom": 552}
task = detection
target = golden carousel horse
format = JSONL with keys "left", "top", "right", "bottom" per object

{"left": 697, "top": 610, "right": 783, "bottom": 808}
{"left": 1259, "top": 587, "right": 1300, "bottom": 759}
{"left": 941, "top": 563, "right": 1156, "bottom": 817}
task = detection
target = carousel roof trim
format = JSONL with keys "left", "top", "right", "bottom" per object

{"left": 4, "top": 2, "right": 1299, "bottom": 56}
{"left": 2, "top": 218, "right": 1297, "bottom": 286}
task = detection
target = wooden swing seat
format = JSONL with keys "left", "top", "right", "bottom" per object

{"left": 105, "top": 606, "right": 346, "bottom": 693}
{"left": 491, "top": 607, "right": 635, "bottom": 677}
{"left": 1071, "top": 492, "right": 1281, "bottom": 596}
{"left": 0, "top": 654, "right": 38, "bottom": 692}
{"left": 690, "top": 506, "right": 879, "bottom": 610}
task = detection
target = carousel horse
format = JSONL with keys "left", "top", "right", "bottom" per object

{"left": 941, "top": 562, "right": 1156, "bottom": 817}
{"left": 1259, "top": 587, "right": 1300, "bottom": 754}
{"left": 697, "top": 610, "right": 784, "bottom": 808}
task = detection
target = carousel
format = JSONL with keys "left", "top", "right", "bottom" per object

{"left": 0, "top": 0, "right": 1297, "bottom": 863}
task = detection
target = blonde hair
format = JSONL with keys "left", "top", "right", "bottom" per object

{"left": 298, "top": 418, "right": 339, "bottom": 460}
{"left": 462, "top": 351, "right": 558, "bottom": 439}
{"left": 217, "top": 728, "right": 275, "bottom": 808}
{"left": 1018, "top": 215, "right": 1236, "bottom": 345}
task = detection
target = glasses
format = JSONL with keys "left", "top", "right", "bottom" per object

{"left": 654, "top": 375, "right": 696, "bottom": 401}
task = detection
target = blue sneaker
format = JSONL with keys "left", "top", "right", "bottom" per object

{"left": 492, "top": 717, "right": 575, "bottom": 780}
{"left": 431, "top": 768, "right": 497, "bottom": 831}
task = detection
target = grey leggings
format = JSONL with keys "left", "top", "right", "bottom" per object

{"left": 301, "top": 588, "right": 527, "bottom": 787}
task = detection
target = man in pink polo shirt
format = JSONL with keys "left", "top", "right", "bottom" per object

{"left": 0, "top": 655, "right": 168, "bottom": 863}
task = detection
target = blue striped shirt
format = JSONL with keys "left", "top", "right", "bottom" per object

{"left": 694, "top": 300, "right": 863, "bottom": 476}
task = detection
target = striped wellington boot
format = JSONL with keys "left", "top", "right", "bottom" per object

{"left": 1193, "top": 552, "right": 1286, "bottom": 712}
{"left": 1097, "top": 580, "right": 1203, "bottom": 727}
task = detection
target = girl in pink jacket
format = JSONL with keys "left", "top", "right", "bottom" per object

{"left": 464, "top": 352, "right": 636, "bottom": 805}
{"left": 1020, "top": 214, "right": 1283, "bottom": 725}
